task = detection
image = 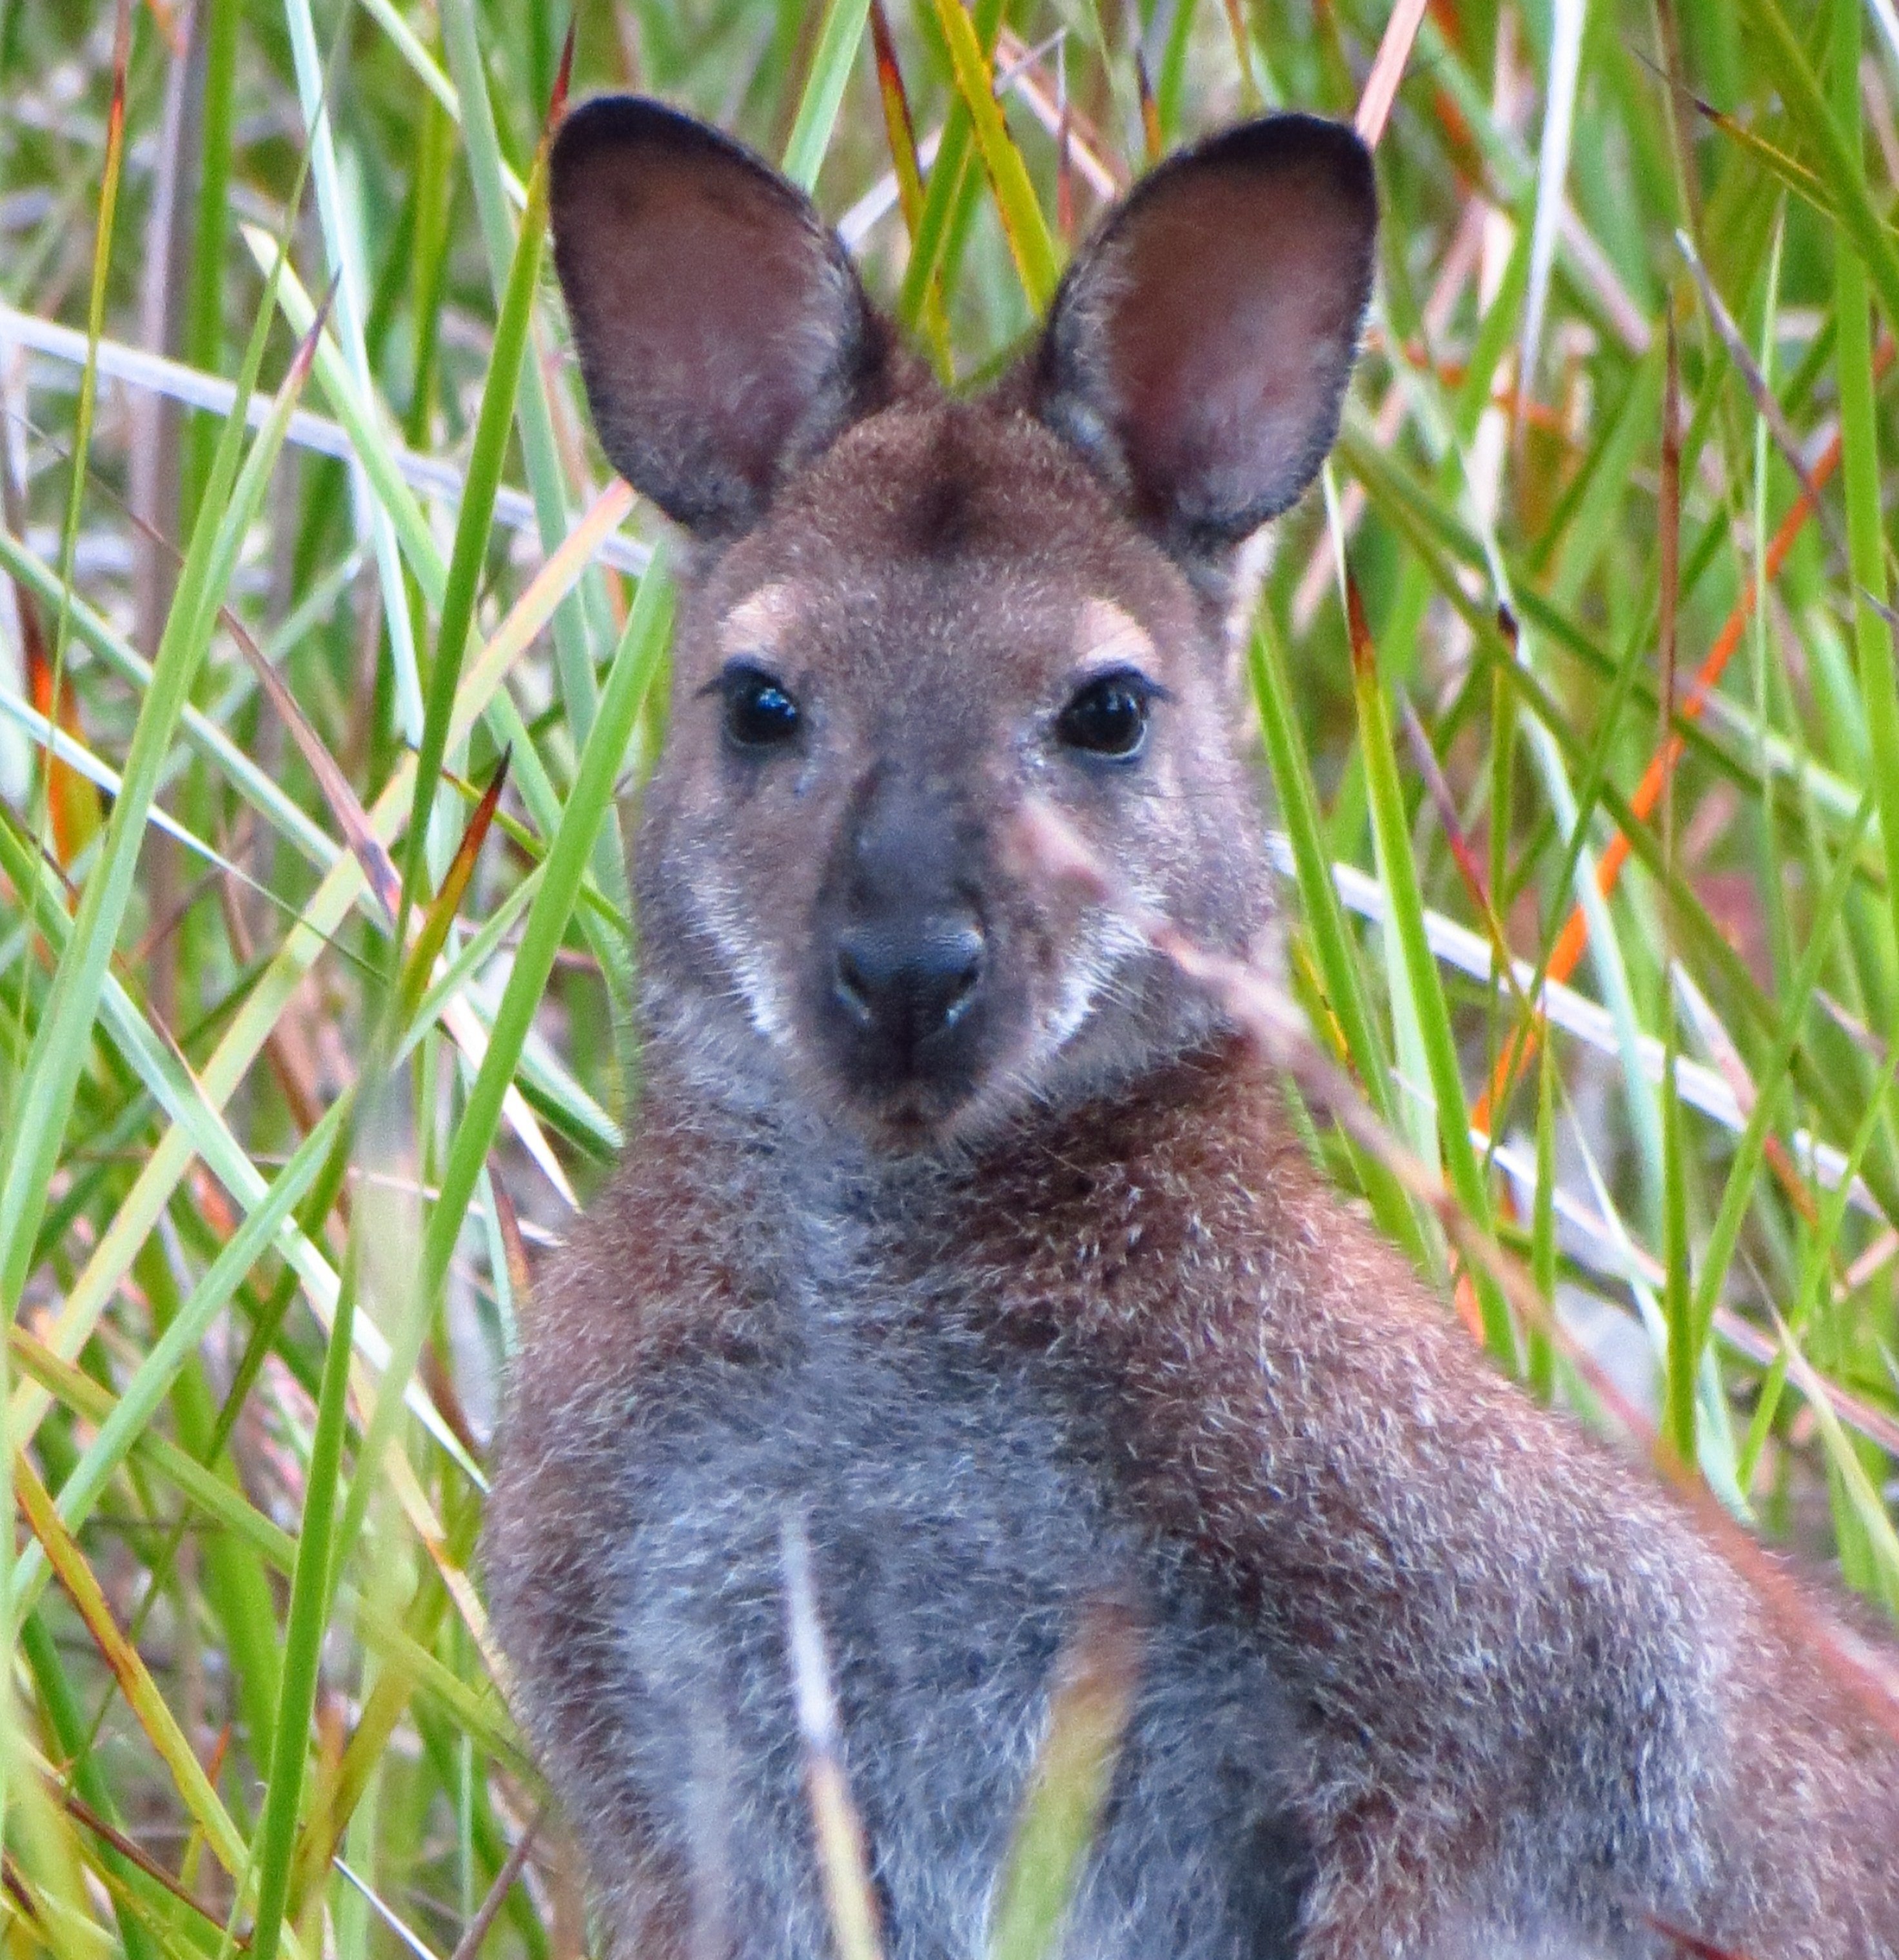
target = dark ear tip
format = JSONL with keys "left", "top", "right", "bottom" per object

{"left": 1176, "top": 111, "right": 1377, "bottom": 224}
{"left": 551, "top": 94, "right": 787, "bottom": 206}
{"left": 553, "top": 93, "right": 691, "bottom": 167}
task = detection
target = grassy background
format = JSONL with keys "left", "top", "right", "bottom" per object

{"left": 3, "top": 0, "right": 1899, "bottom": 1954}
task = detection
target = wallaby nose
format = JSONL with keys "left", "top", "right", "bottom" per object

{"left": 833, "top": 918, "right": 985, "bottom": 1049}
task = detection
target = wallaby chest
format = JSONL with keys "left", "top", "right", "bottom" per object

{"left": 495, "top": 1118, "right": 1310, "bottom": 1960}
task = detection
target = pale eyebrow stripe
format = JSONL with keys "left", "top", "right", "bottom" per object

{"left": 720, "top": 580, "right": 803, "bottom": 655}
{"left": 1075, "top": 597, "right": 1156, "bottom": 670}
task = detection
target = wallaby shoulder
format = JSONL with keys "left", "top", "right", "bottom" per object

{"left": 896, "top": 1039, "right": 1899, "bottom": 1959}
{"left": 502, "top": 1035, "right": 1899, "bottom": 1958}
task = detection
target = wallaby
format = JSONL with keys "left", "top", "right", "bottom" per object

{"left": 486, "top": 96, "right": 1899, "bottom": 1960}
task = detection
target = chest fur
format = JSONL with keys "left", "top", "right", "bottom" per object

{"left": 491, "top": 1146, "right": 1311, "bottom": 1960}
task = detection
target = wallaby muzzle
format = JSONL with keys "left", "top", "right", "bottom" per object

{"left": 810, "top": 764, "right": 994, "bottom": 1114}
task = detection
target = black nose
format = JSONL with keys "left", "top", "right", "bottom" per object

{"left": 833, "top": 918, "right": 985, "bottom": 1051}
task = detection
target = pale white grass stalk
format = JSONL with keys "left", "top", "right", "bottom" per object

{"left": 335, "top": 1857, "right": 446, "bottom": 1960}
{"left": 0, "top": 301, "right": 651, "bottom": 573}
{"left": 1355, "top": 0, "right": 1432, "bottom": 146}
{"left": 282, "top": 0, "right": 424, "bottom": 740}
{"left": 1869, "top": 0, "right": 1899, "bottom": 84}
{"left": 781, "top": 1512, "right": 887, "bottom": 1960}
{"left": 1517, "top": 0, "right": 1586, "bottom": 407}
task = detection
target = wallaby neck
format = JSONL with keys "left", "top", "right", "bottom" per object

{"left": 635, "top": 1024, "right": 1278, "bottom": 1278}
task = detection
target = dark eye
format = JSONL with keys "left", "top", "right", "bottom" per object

{"left": 721, "top": 664, "right": 802, "bottom": 749}
{"left": 1056, "top": 671, "right": 1154, "bottom": 759}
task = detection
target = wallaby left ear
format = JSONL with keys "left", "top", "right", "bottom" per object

{"left": 1031, "top": 114, "right": 1377, "bottom": 565}
{"left": 550, "top": 96, "right": 894, "bottom": 539}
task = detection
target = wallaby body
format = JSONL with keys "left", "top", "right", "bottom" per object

{"left": 487, "top": 97, "right": 1899, "bottom": 1960}
{"left": 492, "top": 1065, "right": 1312, "bottom": 1959}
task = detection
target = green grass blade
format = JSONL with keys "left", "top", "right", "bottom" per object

{"left": 32, "top": 1104, "right": 348, "bottom": 1596}
{"left": 0, "top": 306, "right": 314, "bottom": 1320}
{"left": 395, "top": 126, "right": 549, "bottom": 959}
{"left": 418, "top": 560, "right": 674, "bottom": 1319}
{"left": 248, "top": 1215, "right": 360, "bottom": 1960}
{"left": 1348, "top": 582, "right": 1516, "bottom": 1367}
{"left": 926, "top": 0, "right": 1058, "bottom": 312}
{"left": 1826, "top": 1, "right": 1899, "bottom": 982}
{"left": 1687, "top": 793, "right": 1879, "bottom": 1372}
{"left": 1737, "top": 0, "right": 1899, "bottom": 339}
{"left": 181, "top": 0, "right": 239, "bottom": 524}
{"left": 1529, "top": 1036, "right": 1558, "bottom": 1403}
{"left": 985, "top": 1603, "right": 1136, "bottom": 1960}
{"left": 438, "top": 0, "right": 615, "bottom": 740}
{"left": 1661, "top": 1001, "right": 1695, "bottom": 1469}
{"left": 282, "top": 0, "right": 423, "bottom": 740}
{"left": 18, "top": 1607, "right": 159, "bottom": 1960}
{"left": 14, "top": 1454, "right": 251, "bottom": 1886}
{"left": 898, "top": 0, "right": 1007, "bottom": 330}
{"left": 783, "top": 0, "right": 872, "bottom": 192}
{"left": 1247, "top": 615, "right": 1433, "bottom": 1270}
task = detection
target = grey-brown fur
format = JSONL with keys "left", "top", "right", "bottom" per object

{"left": 486, "top": 96, "right": 1899, "bottom": 1960}
{"left": 493, "top": 1073, "right": 1312, "bottom": 1959}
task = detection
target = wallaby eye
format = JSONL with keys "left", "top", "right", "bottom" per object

{"left": 1056, "top": 671, "right": 1156, "bottom": 760}
{"left": 720, "top": 663, "right": 802, "bottom": 749}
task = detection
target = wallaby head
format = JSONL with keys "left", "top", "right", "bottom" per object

{"left": 551, "top": 98, "right": 1375, "bottom": 1145}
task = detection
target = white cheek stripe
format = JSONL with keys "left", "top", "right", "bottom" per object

{"left": 696, "top": 876, "right": 795, "bottom": 1049}
{"left": 1043, "top": 910, "right": 1147, "bottom": 1053}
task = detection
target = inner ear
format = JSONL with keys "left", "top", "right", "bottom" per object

{"left": 1031, "top": 114, "right": 1377, "bottom": 564}
{"left": 551, "top": 97, "right": 895, "bottom": 537}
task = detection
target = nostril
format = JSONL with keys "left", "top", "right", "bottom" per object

{"left": 833, "top": 943, "right": 876, "bottom": 1027}
{"left": 937, "top": 931, "right": 985, "bottom": 1027}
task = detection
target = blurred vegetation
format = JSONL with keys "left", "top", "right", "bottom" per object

{"left": 1, "top": 0, "right": 1897, "bottom": 1954}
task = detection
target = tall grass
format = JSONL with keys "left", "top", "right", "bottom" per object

{"left": 3, "top": 0, "right": 1897, "bottom": 1953}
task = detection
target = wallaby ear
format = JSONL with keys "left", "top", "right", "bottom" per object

{"left": 551, "top": 96, "right": 894, "bottom": 537}
{"left": 1031, "top": 114, "right": 1377, "bottom": 564}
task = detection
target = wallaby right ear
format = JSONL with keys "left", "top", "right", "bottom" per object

{"left": 551, "top": 97, "right": 892, "bottom": 538}
{"left": 1030, "top": 114, "right": 1377, "bottom": 568}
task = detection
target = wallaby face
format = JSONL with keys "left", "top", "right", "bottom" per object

{"left": 551, "top": 99, "right": 1376, "bottom": 1145}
